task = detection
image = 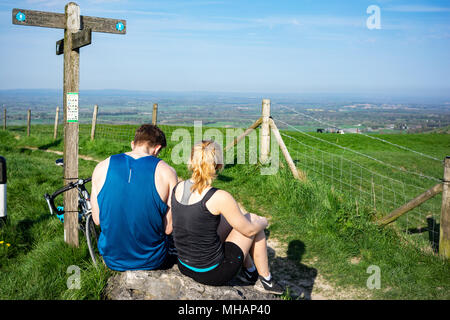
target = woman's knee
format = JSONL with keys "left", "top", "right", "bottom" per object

{"left": 226, "top": 228, "right": 255, "bottom": 255}
{"left": 244, "top": 212, "right": 259, "bottom": 222}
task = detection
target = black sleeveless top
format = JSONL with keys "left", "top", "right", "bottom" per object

{"left": 171, "top": 182, "right": 224, "bottom": 270}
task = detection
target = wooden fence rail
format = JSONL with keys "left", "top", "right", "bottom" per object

{"left": 377, "top": 157, "right": 449, "bottom": 259}
{"left": 377, "top": 183, "right": 443, "bottom": 226}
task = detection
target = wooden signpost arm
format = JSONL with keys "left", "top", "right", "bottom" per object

{"left": 12, "top": 8, "right": 126, "bottom": 34}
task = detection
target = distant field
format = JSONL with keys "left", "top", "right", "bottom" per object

{"left": 1, "top": 124, "right": 449, "bottom": 299}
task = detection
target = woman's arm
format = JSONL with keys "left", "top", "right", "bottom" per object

{"left": 208, "top": 190, "right": 267, "bottom": 237}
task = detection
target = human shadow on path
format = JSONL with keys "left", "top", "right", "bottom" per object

{"left": 267, "top": 239, "right": 318, "bottom": 300}
{"left": 229, "top": 235, "right": 318, "bottom": 300}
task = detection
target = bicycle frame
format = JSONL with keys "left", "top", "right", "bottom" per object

{"left": 44, "top": 176, "right": 100, "bottom": 265}
{"left": 44, "top": 178, "right": 92, "bottom": 218}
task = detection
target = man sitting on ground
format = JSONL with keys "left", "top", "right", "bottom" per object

{"left": 90, "top": 124, "right": 178, "bottom": 271}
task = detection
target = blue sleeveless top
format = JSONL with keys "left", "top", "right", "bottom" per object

{"left": 97, "top": 153, "right": 169, "bottom": 271}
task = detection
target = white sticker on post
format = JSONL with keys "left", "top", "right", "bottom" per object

{"left": 67, "top": 92, "right": 79, "bottom": 123}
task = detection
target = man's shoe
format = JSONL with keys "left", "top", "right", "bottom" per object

{"left": 236, "top": 268, "right": 259, "bottom": 284}
{"left": 254, "top": 275, "right": 285, "bottom": 295}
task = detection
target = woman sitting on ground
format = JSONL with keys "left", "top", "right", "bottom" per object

{"left": 171, "top": 140, "right": 284, "bottom": 294}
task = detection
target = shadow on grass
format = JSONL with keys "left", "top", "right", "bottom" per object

{"left": 38, "top": 139, "right": 63, "bottom": 150}
{"left": 407, "top": 216, "right": 440, "bottom": 253}
{"left": 0, "top": 213, "right": 52, "bottom": 259}
{"left": 217, "top": 174, "right": 233, "bottom": 182}
{"left": 229, "top": 232, "right": 317, "bottom": 300}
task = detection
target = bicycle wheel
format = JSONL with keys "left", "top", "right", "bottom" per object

{"left": 85, "top": 213, "right": 99, "bottom": 265}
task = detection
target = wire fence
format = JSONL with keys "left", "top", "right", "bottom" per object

{"left": 271, "top": 113, "right": 443, "bottom": 251}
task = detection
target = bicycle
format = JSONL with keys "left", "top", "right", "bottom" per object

{"left": 44, "top": 158, "right": 99, "bottom": 265}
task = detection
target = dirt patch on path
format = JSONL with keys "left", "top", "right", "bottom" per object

{"left": 265, "top": 237, "right": 372, "bottom": 300}
{"left": 237, "top": 203, "right": 371, "bottom": 300}
{"left": 20, "top": 146, "right": 100, "bottom": 163}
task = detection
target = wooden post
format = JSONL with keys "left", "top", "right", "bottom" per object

{"left": 53, "top": 106, "right": 59, "bottom": 140}
{"left": 378, "top": 183, "right": 443, "bottom": 226}
{"left": 3, "top": 108, "right": 5, "bottom": 131}
{"left": 269, "top": 118, "right": 303, "bottom": 180}
{"left": 90, "top": 104, "right": 98, "bottom": 141}
{"left": 372, "top": 176, "right": 376, "bottom": 211}
{"left": 440, "top": 157, "right": 450, "bottom": 259}
{"left": 260, "top": 99, "right": 271, "bottom": 163}
{"left": 63, "top": 2, "right": 80, "bottom": 247}
{"left": 152, "top": 103, "right": 158, "bottom": 125}
{"left": 27, "top": 109, "right": 31, "bottom": 136}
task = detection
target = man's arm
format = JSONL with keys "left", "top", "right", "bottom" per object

{"left": 155, "top": 160, "right": 178, "bottom": 235}
{"left": 90, "top": 158, "right": 110, "bottom": 226}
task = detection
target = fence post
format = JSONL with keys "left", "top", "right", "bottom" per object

{"left": 27, "top": 109, "right": 31, "bottom": 137}
{"left": 3, "top": 108, "right": 5, "bottom": 131}
{"left": 53, "top": 106, "right": 59, "bottom": 140}
{"left": 440, "top": 157, "right": 450, "bottom": 259}
{"left": 260, "top": 99, "right": 271, "bottom": 163}
{"left": 0, "top": 156, "right": 6, "bottom": 226}
{"left": 152, "top": 103, "right": 158, "bottom": 125}
{"left": 90, "top": 104, "right": 98, "bottom": 141}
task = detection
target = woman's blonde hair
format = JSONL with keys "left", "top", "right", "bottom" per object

{"left": 188, "top": 140, "right": 224, "bottom": 194}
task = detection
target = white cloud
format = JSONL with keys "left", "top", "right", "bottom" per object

{"left": 385, "top": 5, "right": 450, "bottom": 13}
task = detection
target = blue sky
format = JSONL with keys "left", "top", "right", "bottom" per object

{"left": 1, "top": 0, "right": 450, "bottom": 97}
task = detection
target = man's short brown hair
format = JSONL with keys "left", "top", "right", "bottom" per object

{"left": 133, "top": 124, "right": 167, "bottom": 148}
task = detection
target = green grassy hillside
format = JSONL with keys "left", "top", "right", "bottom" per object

{"left": 0, "top": 125, "right": 449, "bottom": 299}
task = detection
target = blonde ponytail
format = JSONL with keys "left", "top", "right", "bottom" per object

{"left": 188, "top": 140, "right": 223, "bottom": 194}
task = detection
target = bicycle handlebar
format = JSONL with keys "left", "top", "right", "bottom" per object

{"left": 44, "top": 177, "right": 92, "bottom": 215}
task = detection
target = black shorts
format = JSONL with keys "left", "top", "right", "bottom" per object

{"left": 177, "top": 241, "right": 244, "bottom": 286}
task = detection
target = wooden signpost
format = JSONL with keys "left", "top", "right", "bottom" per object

{"left": 12, "top": 2, "right": 126, "bottom": 247}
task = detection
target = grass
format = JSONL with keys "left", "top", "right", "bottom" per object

{"left": 0, "top": 131, "right": 114, "bottom": 299}
{"left": 0, "top": 125, "right": 449, "bottom": 300}
{"left": 217, "top": 164, "right": 449, "bottom": 299}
